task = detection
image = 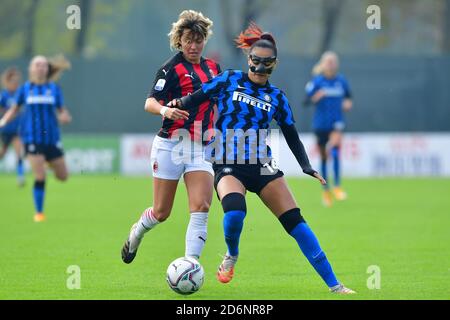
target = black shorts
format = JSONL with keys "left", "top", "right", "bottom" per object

{"left": 315, "top": 130, "right": 332, "bottom": 147}
{"left": 213, "top": 160, "right": 284, "bottom": 195}
{"left": 24, "top": 143, "right": 64, "bottom": 162}
{"left": 1, "top": 132, "right": 18, "bottom": 148}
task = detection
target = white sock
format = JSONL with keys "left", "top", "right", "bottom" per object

{"left": 134, "top": 207, "right": 160, "bottom": 239}
{"left": 185, "top": 212, "right": 208, "bottom": 259}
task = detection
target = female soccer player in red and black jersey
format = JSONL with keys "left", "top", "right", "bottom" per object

{"left": 0, "top": 55, "right": 72, "bottom": 222}
{"left": 121, "top": 10, "right": 221, "bottom": 263}
{"left": 171, "top": 23, "right": 355, "bottom": 294}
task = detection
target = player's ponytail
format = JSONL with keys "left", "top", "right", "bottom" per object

{"left": 235, "top": 22, "right": 277, "bottom": 56}
{"left": 47, "top": 54, "right": 71, "bottom": 82}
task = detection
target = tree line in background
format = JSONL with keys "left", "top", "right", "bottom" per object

{"left": 0, "top": 0, "right": 449, "bottom": 59}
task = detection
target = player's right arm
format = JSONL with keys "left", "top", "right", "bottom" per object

{"left": 0, "top": 104, "right": 19, "bottom": 128}
{"left": 144, "top": 65, "right": 189, "bottom": 120}
{"left": 170, "top": 70, "right": 231, "bottom": 109}
{"left": 0, "top": 85, "right": 23, "bottom": 129}
{"left": 305, "top": 77, "right": 325, "bottom": 104}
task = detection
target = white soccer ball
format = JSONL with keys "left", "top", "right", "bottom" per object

{"left": 166, "top": 257, "right": 205, "bottom": 295}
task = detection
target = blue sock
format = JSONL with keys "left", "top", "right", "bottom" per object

{"left": 321, "top": 159, "right": 329, "bottom": 189}
{"left": 33, "top": 180, "right": 45, "bottom": 213}
{"left": 223, "top": 210, "right": 246, "bottom": 256}
{"left": 331, "top": 147, "right": 340, "bottom": 186}
{"left": 290, "top": 222, "right": 339, "bottom": 287}
{"left": 17, "top": 158, "right": 24, "bottom": 178}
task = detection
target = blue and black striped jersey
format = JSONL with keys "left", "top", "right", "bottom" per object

{"left": 200, "top": 69, "right": 295, "bottom": 163}
{"left": 305, "top": 74, "right": 351, "bottom": 131}
{"left": 0, "top": 89, "right": 22, "bottom": 135}
{"left": 15, "top": 81, "right": 64, "bottom": 145}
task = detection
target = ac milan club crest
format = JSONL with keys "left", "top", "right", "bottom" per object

{"left": 153, "top": 160, "right": 158, "bottom": 172}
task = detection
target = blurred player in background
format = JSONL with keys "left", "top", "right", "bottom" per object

{"left": 305, "top": 51, "right": 353, "bottom": 207}
{"left": 0, "top": 55, "right": 72, "bottom": 222}
{"left": 0, "top": 67, "right": 25, "bottom": 186}
{"left": 121, "top": 10, "right": 221, "bottom": 263}
{"left": 171, "top": 23, "right": 355, "bottom": 294}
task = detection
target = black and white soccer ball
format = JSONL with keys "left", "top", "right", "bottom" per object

{"left": 166, "top": 257, "right": 204, "bottom": 295}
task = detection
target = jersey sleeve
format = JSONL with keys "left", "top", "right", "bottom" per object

{"left": 54, "top": 84, "right": 64, "bottom": 109}
{"left": 201, "top": 69, "right": 230, "bottom": 99}
{"left": 274, "top": 92, "right": 296, "bottom": 126}
{"left": 305, "top": 77, "right": 320, "bottom": 98}
{"left": 342, "top": 76, "right": 352, "bottom": 98}
{"left": 147, "top": 66, "right": 175, "bottom": 103}
{"left": 216, "top": 63, "right": 222, "bottom": 75}
{"left": 14, "top": 85, "right": 25, "bottom": 107}
{"left": 0, "top": 92, "right": 6, "bottom": 109}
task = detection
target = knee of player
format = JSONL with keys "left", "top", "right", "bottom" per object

{"left": 57, "top": 172, "right": 69, "bottom": 182}
{"left": 221, "top": 192, "right": 247, "bottom": 213}
{"left": 278, "top": 207, "right": 306, "bottom": 234}
{"left": 152, "top": 208, "right": 171, "bottom": 222}
{"left": 190, "top": 200, "right": 211, "bottom": 213}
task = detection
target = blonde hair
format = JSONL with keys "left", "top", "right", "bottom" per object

{"left": 312, "top": 51, "right": 339, "bottom": 75}
{"left": 168, "top": 10, "right": 213, "bottom": 50}
{"left": 1, "top": 66, "right": 21, "bottom": 89}
{"left": 47, "top": 54, "right": 71, "bottom": 81}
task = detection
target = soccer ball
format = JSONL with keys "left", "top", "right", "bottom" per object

{"left": 166, "top": 257, "right": 204, "bottom": 295}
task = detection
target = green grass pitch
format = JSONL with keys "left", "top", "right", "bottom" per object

{"left": 0, "top": 174, "right": 449, "bottom": 300}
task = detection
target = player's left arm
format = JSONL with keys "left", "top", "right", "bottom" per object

{"left": 54, "top": 85, "right": 72, "bottom": 125}
{"left": 275, "top": 92, "right": 326, "bottom": 185}
{"left": 342, "top": 77, "right": 353, "bottom": 112}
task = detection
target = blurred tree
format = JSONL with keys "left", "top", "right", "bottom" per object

{"left": 443, "top": 0, "right": 450, "bottom": 53}
{"left": 220, "top": 0, "right": 270, "bottom": 58}
{"left": 74, "top": 0, "right": 92, "bottom": 55}
{"left": 318, "top": 0, "right": 343, "bottom": 54}
{"left": 24, "top": 0, "right": 40, "bottom": 57}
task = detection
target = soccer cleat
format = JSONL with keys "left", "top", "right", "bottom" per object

{"left": 34, "top": 213, "right": 46, "bottom": 222}
{"left": 333, "top": 187, "right": 348, "bottom": 201}
{"left": 216, "top": 254, "right": 238, "bottom": 283}
{"left": 330, "top": 283, "right": 356, "bottom": 294}
{"left": 322, "top": 190, "right": 333, "bottom": 207}
{"left": 121, "top": 223, "right": 143, "bottom": 264}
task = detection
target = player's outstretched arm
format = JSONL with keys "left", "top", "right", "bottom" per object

{"left": 343, "top": 98, "right": 353, "bottom": 112}
{"left": 280, "top": 123, "right": 327, "bottom": 185}
{"left": 144, "top": 97, "right": 189, "bottom": 121}
{"left": 57, "top": 107, "right": 72, "bottom": 125}
{"left": 0, "top": 104, "right": 19, "bottom": 129}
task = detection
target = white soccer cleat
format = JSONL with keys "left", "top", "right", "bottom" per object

{"left": 330, "top": 283, "right": 356, "bottom": 294}
{"left": 121, "top": 223, "right": 143, "bottom": 264}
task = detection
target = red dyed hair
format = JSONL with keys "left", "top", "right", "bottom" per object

{"left": 235, "top": 22, "right": 276, "bottom": 51}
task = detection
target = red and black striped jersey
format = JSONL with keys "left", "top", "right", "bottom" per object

{"left": 148, "top": 51, "right": 221, "bottom": 142}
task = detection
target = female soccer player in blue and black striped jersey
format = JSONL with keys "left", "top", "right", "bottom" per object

{"left": 0, "top": 67, "right": 25, "bottom": 186}
{"left": 305, "top": 52, "right": 353, "bottom": 207}
{"left": 0, "top": 55, "right": 72, "bottom": 222}
{"left": 171, "top": 23, "right": 355, "bottom": 294}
